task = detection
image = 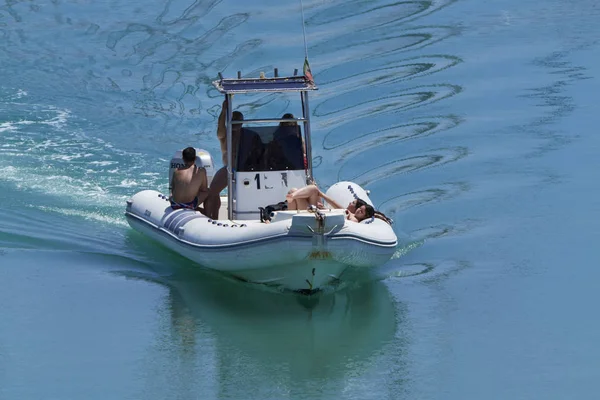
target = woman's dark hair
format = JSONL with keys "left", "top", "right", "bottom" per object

{"left": 354, "top": 198, "right": 367, "bottom": 209}
{"left": 352, "top": 199, "right": 374, "bottom": 222}
{"left": 353, "top": 198, "right": 393, "bottom": 224}
{"left": 374, "top": 211, "right": 393, "bottom": 225}
{"left": 364, "top": 204, "right": 375, "bottom": 219}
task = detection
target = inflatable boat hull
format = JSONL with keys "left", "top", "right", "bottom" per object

{"left": 125, "top": 182, "right": 398, "bottom": 292}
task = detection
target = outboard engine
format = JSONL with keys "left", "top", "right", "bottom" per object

{"left": 168, "top": 148, "right": 216, "bottom": 193}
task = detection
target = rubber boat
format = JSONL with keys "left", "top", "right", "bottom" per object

{"left": 125, "top": 70, "right": 398, "bottom": 293}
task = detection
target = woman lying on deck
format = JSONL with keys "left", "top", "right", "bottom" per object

{"left": 348, "top": 197, "right": 394, "bottom": 225}
{"left": 285, "top": 184, "right": 375, "bottom": 223}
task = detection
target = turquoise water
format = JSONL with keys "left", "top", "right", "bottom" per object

{"left": 2, "top": 0, "right": 600, "bottom": 398}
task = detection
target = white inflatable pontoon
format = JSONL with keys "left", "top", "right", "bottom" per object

{"left": 125, "top": 72, "right": 398, "bottom": 293}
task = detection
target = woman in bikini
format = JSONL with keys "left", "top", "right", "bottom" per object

{"left": 285, "top": 185, "right": 375, "bottom": 222}
{"left": 347, "top": 197, "right": 394, "bottom": 225}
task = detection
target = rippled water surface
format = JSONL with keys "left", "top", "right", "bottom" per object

{"left": 2, "top": 0, "right": 600, "bottom": 398}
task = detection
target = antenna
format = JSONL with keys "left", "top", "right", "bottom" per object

{"left": 299, "top": 0, "right": 309, "bottom": 60}
{"left": 298, "top": 0, "right": 314, "bottom": 83}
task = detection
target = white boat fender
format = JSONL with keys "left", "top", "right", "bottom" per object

{"left": 325, "top": 181, "right": 374, "bottom": 208}
{"left": 325, "top": 181, "right": 394, "bottom": 225}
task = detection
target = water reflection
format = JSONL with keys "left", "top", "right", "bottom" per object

{"left": 308, "top": 0, "right": 457, "bottom": 28}
{"left": 311, "top": 25, "right": 458, "bottom": 62}
{"left": 308, "top": 0, "right": 428, "bottom": 27}
{"left": 115, "top": 254, "right": 401, "bottom": 398}
{"left": 118, "top": 231, "right": 401, "bottom": 396}
{"left": 339, "top": 147, "right": 468, "bottom": 186}
{"left": 156, "top": 0, "right": 223, "bottom": 25}
{"left": 387, "top": 262, "right": 435, "bottom": 278}
{"left": 317, "top": 55, "right": 462, "bottom": 91}
{"left": 324, "top": 115, "right": 462, "bottom": 162}
{"left": 517, "top": 51, "right": 590, "bottom": 157}
{"left": 409, "top": 222, "right": 479, "bottom": 242}
{"left": 315, "top": 84, "right": 461, "bottom": 123}
{"left": 377, "top": 182, "right": 470, "bottom": 216}
{"left": 380, "top": 258, "right": 471, "bottom": 284}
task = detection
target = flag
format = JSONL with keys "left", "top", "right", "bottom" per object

{"left": 303, "top": 57, "right": 314, "bottom": 83}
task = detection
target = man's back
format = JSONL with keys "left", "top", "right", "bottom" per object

{"left": 172, "top": 166, "right": 207, "bottom": 204}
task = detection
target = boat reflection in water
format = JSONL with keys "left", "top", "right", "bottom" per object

{"left": 117, "top": 241, "right": 401, "bottom": 397}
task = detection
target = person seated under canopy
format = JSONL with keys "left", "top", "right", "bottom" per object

{"left": 264, "top": 113, "right": 307, "bottom": 171}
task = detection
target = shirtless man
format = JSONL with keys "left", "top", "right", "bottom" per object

{"left": 170, "top": 147, "right": 209, "bottom": 212}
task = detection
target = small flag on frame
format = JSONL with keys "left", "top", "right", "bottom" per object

{"left": 303, "top": 57, "right": 314, "bottom": 83}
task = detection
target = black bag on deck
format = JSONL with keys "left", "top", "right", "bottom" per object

{"left": 259, "top": 201, "right": 288, "bottom": 222}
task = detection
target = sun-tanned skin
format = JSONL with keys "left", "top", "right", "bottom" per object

{"left": 285, "top": 184, "right": 374, "bottom": 222}
{"left": 204, "top": 98, "right": 244, "bottom": 220}
{"left": 171, "top": 147, "right": 209, "bottom": 212}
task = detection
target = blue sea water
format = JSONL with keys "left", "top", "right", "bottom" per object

{"left": 1, "top": 0, "right": 600, "bottom": 399}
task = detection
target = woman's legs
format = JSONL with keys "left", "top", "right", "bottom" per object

{"left": 286, "top": 188, "right": 300, "bottom": 210}
{"left": 286, "top": 185, "right": 321, "bottom": 210}
{"left": 205, "top": 166, "right": 227, "bottom": 219}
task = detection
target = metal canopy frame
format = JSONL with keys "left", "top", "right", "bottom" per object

{"left": 211, "top": 75, "right": 318, "bottom": 220}
{"left": 213, "top": 76, "right": 318, "bottom": 93}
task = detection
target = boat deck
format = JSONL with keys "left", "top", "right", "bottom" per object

{"left": 216, "top": 196, "right": 346, "bottom": 224}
